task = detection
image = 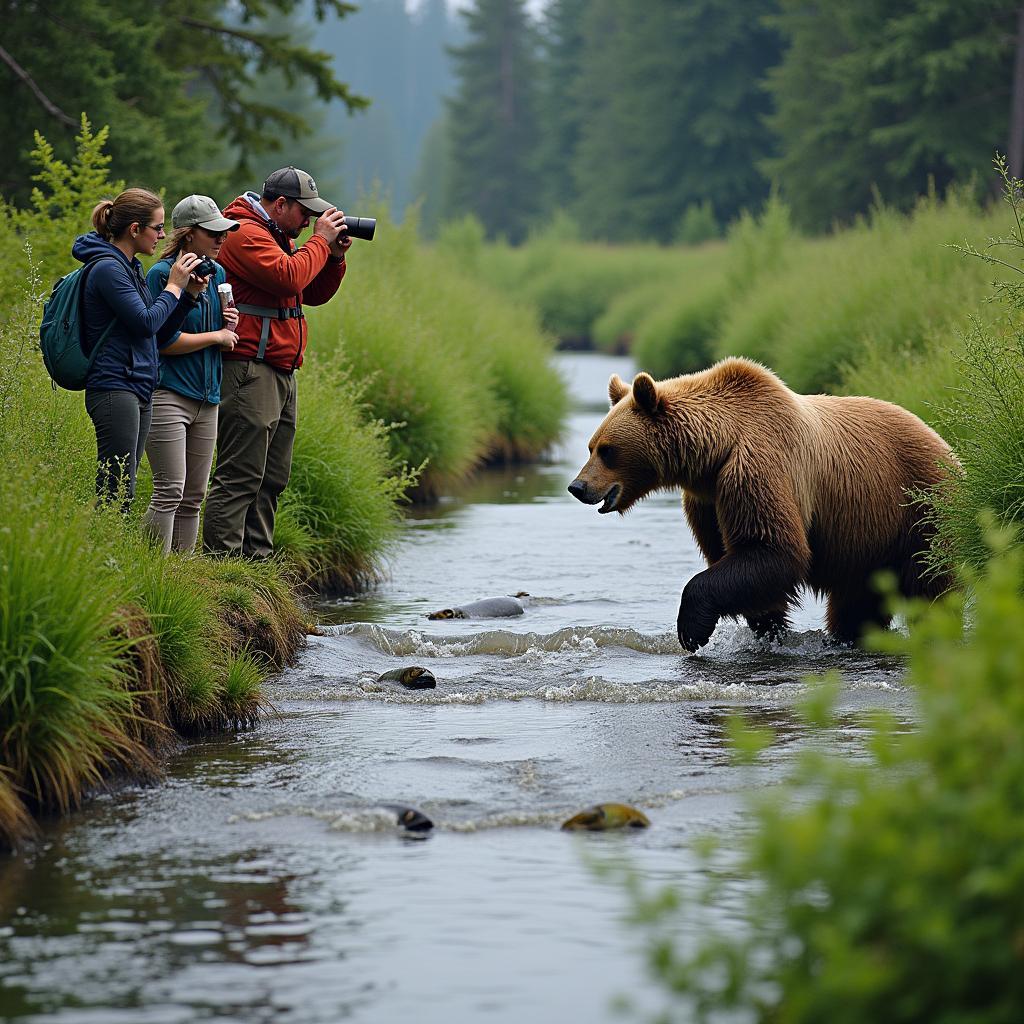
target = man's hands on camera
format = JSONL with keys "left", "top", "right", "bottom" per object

{"left": 313, "top": 207, "right": 351, "bottom": 258}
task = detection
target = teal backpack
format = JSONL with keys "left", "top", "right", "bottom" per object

{"left": 39, "top": 257, "right": 117, "bottom": 390}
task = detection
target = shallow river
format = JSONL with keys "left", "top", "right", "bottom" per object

{"left": 0, "top": 353, "right": 911, "bottom": 1023}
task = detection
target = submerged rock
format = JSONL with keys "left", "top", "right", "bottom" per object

{"left": 380, "top": 803, "right": 434, "bottom": 832}
{"left": 427, "top": 596, "right": 525, "bottom": 620}
{"left": 377, "top": 666, "right": 437, "bottom": 689}
{"left": 561, "top": 802, "right": 651, "bottom": 831}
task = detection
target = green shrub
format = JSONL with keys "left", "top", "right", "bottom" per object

{"left": 592, "top": 280, "right": 670, "bottom": 354}
{"left": 915, "top": 160, "right": 1024, "bottom": 576}
{"left": 675, "top": 201, "right": 720, "bottom": 246}
{"left": 278, "top": 356, "right": 412, "bottom": 589}
{"left": 310, "top": 206, "right": 566, "bottom": 493}
{"left": 632, "top": 283, "right": 729, "bottom": 377}
{"left": 624, "top": 532, "right": 1024, "bottom": 1023}
{"left": 0, "top": 474, "right": 145, "bottom": 815}
{"left": 716, "top": 191, "right": 1003, "bottom": 392}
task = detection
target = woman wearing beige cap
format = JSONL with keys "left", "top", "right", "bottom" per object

{"left": 142, "top": 195, "right": 240, "bottom": 554}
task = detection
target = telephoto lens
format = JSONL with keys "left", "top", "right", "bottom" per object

{"left": 343, "top": 216, "right": 376, "bottom": 241}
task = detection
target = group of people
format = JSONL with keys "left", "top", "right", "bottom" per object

{"left": 75, "top": 165, "right": 352, "bottom": 558}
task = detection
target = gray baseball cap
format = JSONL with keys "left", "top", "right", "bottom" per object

{"left": 262, "top": 166, "right": 333, "bottom": 214}
{"left": 171, "top": 195, "right": 239, "bottom": 233}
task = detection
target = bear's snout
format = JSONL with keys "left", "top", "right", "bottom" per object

{"left": 568, "top": 478, "right": 591, "bottom": 503}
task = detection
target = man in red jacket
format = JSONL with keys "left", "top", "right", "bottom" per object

{"left": 203, "top": 166, "right": 351, "bottom": 558}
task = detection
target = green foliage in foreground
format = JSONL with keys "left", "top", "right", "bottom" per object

{"left": 624, "top": 533, "right": 1024, "bottom": 1023}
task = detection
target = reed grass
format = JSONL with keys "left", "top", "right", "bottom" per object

{"left": 308, "top": 206, "right": 567, "bottom": 495}
{"left": 0, "top": 472, "right": 151, "bottom": 816}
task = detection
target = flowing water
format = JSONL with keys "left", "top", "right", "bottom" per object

{"left": 0, "top": 353, "right": 912, "bottom": 1023}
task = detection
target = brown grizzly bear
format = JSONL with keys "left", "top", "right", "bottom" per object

{"left": 568, "top": 358, "right": 956, "bottom": 651}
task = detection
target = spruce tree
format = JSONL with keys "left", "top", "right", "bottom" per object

{"left": 764, "top": 0, "right": 1020, "bottom": 231}
{"left": 443, "top": 0, "right": 541, "bottom": 243}
{"left": 0, "top": 0, "right": 364, "bottom": 204}
{"left": 571, "top": 0, "right": 779, "bottom": 243}
{"left": 535, "top": 0, "right": 589, "bottom": 218}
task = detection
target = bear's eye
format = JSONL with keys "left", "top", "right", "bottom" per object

{"left": 597, "top": 444, "right": 617, "bottom": 467}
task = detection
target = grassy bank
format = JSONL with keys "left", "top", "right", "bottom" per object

{"left": 0, "top": 120, "right": 567, "bottom": 848}
{"left": 306, "top": 207, "right": 569, "bottom": 498}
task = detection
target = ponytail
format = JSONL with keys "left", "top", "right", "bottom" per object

{"left": 90, "top": 188, "right": 162, "bottom": 241}
{"left": 91, "top": 200, "right": 114, "bottom": 238}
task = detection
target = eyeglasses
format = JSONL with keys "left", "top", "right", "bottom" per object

{"left": 198, "top": 227, "right": 229, "bottom": 241}
{"left": 144, "top": 222, "right": 165, "bottom": 233}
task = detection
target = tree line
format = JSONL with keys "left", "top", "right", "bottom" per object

{"left": 432, "top": 0, "right": 1024, "bottom": 242}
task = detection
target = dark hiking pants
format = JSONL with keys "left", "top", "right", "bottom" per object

{"left": 85, "top": 388, "right": 153, "bottom": 510}
{"left": 202, "top": 359, "right": 296, "bottom": 559}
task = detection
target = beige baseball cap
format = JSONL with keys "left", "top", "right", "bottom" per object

{"left": 171, "top": 195, "right": 239, "bottom": 232}
{"left": 262, "top": 166, "right": 332, "bottom": 214}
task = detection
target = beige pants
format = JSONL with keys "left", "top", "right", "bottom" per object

{"left": 142, "top": 389, "right": 218, "bottom": 554}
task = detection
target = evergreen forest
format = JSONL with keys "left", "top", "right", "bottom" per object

{"left": 4, "top": 1, "right": 1022, "bottom": 241}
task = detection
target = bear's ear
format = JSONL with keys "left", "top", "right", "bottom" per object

{"left": 608, "top": 374, "right": 629, "bottom": 406}
{"left": 631, "top": 372, "right": 660, "bottom": 415}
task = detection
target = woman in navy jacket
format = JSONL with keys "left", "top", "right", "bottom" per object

{"left": 143, "top": 195, "right": 240, "bottom": 553}
{"left": 73, "top": 188, "right": 206, "bottom": 507}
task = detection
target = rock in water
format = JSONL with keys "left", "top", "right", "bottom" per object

{"left": 561, "top": 803, "right": 651, "bottom": 831}
{"left": 377, "top": 666, "right": 437, "bottom": 689}
{"left": 380, "top": 804, "right": 434, "bottom": 832}
{"left": 427, "top": 596, "right": 525, "bottom": 620}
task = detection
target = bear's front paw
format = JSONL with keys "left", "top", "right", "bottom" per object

{"left": 677, "top": 586, "right": 718, "bottom": 652}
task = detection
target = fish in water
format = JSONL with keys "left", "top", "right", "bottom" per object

{"left": 427, "top": 595, "right": 526, "bottom": 620}
{"left": 377, "top": 666, "right": 437, "bottom": 689}
{"left": 380, "top": 803, "right": 434, "bottom": 832}
{"left": 561, "top": 803, "right": 651, "bottom": 831}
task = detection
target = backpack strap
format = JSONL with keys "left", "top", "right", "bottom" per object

{"left": 78, "top": 256, "right": 120, "bottom": 359}
{"left": 235, "top": 302, "right": 304, "bottom": 361}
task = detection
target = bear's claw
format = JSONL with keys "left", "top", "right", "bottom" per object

{"left": 678, "top": 584, "right": 718, "bottom": 652}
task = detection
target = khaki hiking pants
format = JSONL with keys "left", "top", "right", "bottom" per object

{"left": 203, "top": 359, "right": 296, "bottom": 559}
{"left": 142, "top": 389, "right": 218, "bottom": 554}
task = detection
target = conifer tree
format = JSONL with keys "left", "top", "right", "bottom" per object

{"left": 764, "top": 0, "right": 1020, "bottom": 231}
{"left": 571, "top": 0, "right": 779, "bottom": 243}
{"left": 535, "top": 0, "right": 589, "bottom": 218}
{"left": 443, "top": 0, "right": 541, "bottom": 243}
{"left": 0, "top": 0, "right": 364, "bottom": 204}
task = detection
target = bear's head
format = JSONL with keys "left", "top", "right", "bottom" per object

{"left": 567, "top": 371, "right": 666, "bottom": 514}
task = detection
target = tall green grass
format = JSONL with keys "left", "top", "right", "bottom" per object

{"left": 0, "top": 471, "right": 148, "bottom": 816}
{"left": 308, "top": 206, "right": 568, "bottom": 496}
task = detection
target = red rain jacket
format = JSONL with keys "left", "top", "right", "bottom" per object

{"left": 217, "top": 194, "right": 346, "bottom": 373}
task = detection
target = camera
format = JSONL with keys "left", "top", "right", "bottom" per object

{"left": 343, "top": 215, "right": 376, "bottom": 241}
{"left": 193, "top": 257, "right": 218, "bottom": 278}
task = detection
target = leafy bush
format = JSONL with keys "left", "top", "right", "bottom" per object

{"left": 624, "top": 531, "right": 1024, "bottom": 1023}
{"left": 675, "top": 201, "right": 720, "bottom": 246}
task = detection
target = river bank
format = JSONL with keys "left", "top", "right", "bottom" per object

{"left": 0, "top": 124, "right": 567, "bottom": 850}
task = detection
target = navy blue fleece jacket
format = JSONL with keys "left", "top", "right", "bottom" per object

{"left": 71, "top": 232, "right": 194, "bottom": 401}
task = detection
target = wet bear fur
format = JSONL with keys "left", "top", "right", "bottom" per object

{"left": 569, "top": 357, "right": 956, "bottom": 651}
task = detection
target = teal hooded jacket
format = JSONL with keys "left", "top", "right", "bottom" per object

{"left": 146, "top": 258, "right": 227, "bottom": 404}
